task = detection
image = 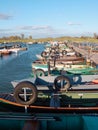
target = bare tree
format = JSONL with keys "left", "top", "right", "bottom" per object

{"left": 94, "top": 33, "right": 98, "bottom": 39}
{"left": 21, "top": 34, "right": 25, "bottom": 39}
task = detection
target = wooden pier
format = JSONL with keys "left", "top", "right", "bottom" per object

{"left": 68, "top": 44, "right": 98, "bottom": 66}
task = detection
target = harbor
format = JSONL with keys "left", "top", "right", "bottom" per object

{"left": 0, "top": 41, "right": 98, "bottom": 129}
{"left": 0, "top": 0, "right": 98, "bottom": 129}
{"left": 1, "top": 41, "right": 97, "bottom": 106}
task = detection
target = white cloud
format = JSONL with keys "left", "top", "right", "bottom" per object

{"left": 0, "top": 13, "right": 12, "bottom": 20}
{"left": 67, "top": 22, "right": 82, "bottom": 26}
{"left": 0, "top": 25, "right": 66, "bottom": 38}
{"left": 0, "top": 29, "right": 12, "bottom": 31}
{"left": 1, "top": 24, "right": 93, "bottom": 38}
{"left": 17, "top": 25, "right": 53, "bottom": 31}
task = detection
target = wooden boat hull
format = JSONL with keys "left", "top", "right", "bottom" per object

{"left": 1, "top": 93, "right": 98, "bottom": 114}
{"left": 1, "top": 100, "right": 98, "bottom": 114}
{"left": 34, "top": 56, "right": 84, "bottom": 62}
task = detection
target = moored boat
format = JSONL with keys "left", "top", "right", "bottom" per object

{"left": 11, "top": 74, "right": 98, "bottom": 105}
{"left": 1, "top": 81, "right": 98, "bottom": 130}
{"left": 0, "top": 48, "right": 12, "bottom": 55}
{"left": 31, "top": 59, "right": 96, "bottom": 77}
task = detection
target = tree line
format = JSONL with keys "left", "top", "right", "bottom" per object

{"left": 0, "top": 33, "right": 98, "bottom": 43}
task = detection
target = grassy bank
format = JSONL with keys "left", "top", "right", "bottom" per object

{"left": 0, "top": 36, "right": 98, "bottom": 44}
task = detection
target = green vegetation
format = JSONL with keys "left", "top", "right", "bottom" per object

{"left": 0, "top": 35, "right": 98, "bottom": 44}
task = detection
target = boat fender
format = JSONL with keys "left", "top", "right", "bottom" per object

{"left": 54, "top": 75, "right": 71, "bottom": 92}
{"left": 34, "top": 69, "right": 45, "bottom": 77}
{"left": 14, "top": 81, "right": 37, "bottom": 105}
{"left": 41, "top": 51, "right": 48, "bottom": 58}
{"left": 62, "top": 50, "right": 67, "bottom": 55}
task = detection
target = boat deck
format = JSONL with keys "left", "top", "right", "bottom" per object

{"left": 0, "top": 93, "right": 15, "bottom": 102}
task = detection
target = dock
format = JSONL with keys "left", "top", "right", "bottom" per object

{"left": 68, "top": 43, "right": 98, "bottom": 66}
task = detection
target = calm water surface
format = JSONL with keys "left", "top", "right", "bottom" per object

{"left": 0, "top": 43, "right": 44, "bottom": 93}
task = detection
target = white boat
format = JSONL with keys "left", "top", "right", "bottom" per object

{"left": 0, "top": 48, "right": 12, "bottom": 55}
{"left": 9, "top": 47, "right": 27, "bottom": 53}
{"left": 36, "top": 54, "right": 43, "bottom": 59}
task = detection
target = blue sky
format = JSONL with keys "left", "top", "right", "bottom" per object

{"left": 0, "top": 0, "right": 98, "bottom": 38}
